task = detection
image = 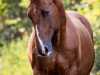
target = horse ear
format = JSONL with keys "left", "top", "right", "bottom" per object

{"left": 53, "top": 0, "right": 66, "bottom": 25}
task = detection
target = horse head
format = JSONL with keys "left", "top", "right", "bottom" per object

{"left": 27, "top": 0, "right": 66, "bottom": 56}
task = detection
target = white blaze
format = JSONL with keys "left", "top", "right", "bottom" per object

{"left": 36, "top": 25, "right": 45, "bottom": 54}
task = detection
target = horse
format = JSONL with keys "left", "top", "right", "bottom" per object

{"left": 27, "top": 0, "right": 95, "bottom": 75}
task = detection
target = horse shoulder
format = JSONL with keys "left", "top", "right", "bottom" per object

{"left": 64, "top": 11, "right": 79, "bottom": 50}
{"left": 66, "top": 11, "right": 93, "bottom": 40}
{"left": 65, "top": 11, "right": 93, "bottom": 46}
{"left": 66, "top": 11, "right": 94, "bottom": 74}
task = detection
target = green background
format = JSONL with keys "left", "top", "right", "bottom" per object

{"left": 0, "top": 0, "right": 100, "bottom": 75}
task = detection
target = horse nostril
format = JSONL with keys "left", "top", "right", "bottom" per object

{"left": 44, "top": 47, "right": 48, "bottom": 53}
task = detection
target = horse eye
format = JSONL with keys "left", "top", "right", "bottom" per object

{"left": 41, "top": 10, "right": 50, "bottom": 17}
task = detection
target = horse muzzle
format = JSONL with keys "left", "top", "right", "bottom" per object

{"left": 36, "top": 46, "right": 52, "bottom": 57}
{"left": 35, "top": 25, "right": 53, "bottom": 57}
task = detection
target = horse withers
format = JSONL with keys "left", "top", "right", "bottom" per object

{"left": 27, "top": 0, "right": 95, "bottom": 75}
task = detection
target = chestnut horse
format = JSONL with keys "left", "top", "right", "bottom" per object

{"left": 27, "top": 0, "right": 95, "bottom": 75}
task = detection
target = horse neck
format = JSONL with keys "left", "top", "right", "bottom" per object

{"left": 54, "top": 0, "right": 66, "bottom": 26}
{"left": 52, "top": 0, "right": 67, "bottom": 49}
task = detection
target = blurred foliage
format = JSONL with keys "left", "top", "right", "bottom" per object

{"left": 0, "top": 34, "right": 32, "bottom": 75}
{"left": 0, "top": 0, "right": 100, "bottom": 75}
{"left": 0, "top": 0, "right": 32, "bottom": 42}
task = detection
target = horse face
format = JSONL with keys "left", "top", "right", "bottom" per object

{"left": 28, "top": 0, "right": 60, "bottom": 56}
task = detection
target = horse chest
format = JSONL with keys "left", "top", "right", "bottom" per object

{"left": 34, "top": 51, "right": 77, "bottom": 75}
{"left": 34, "top": 54, "right": 56, "bottom": 73}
